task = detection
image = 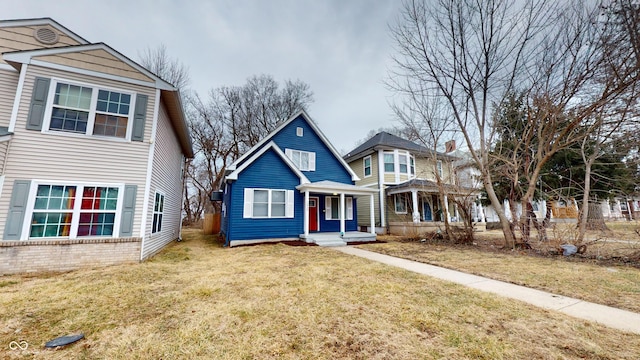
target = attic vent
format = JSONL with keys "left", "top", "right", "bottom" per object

{"left": 34, "top": 27, "right": 59, "bottom": 45}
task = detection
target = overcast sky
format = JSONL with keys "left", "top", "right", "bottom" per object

{"left": 4, "top": 0, "right": 403, "bottom": 153}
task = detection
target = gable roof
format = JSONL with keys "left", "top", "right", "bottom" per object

{"left": 343, "top": 131, "right": 455, "bottom": 162}
{"left": 226, "top": 141, "right": 310, "bottom": 184}
{"left": 227, "top": 110, "right": 360, "bottom": 181}
{"left": 0, "top": 17, "right": 89, "bottom": 45}
{"left": 2, "top": 41, "right": 193, "bottom": 158}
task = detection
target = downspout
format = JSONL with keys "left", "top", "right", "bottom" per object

{"left": 178, "top": 155, "right": 186, "bottom": 241}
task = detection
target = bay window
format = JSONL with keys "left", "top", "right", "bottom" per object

{"left": 384, "top": 152, "right": 394, "bottom": 172}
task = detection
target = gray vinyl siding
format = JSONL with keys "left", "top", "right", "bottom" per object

{"left": 0, "top": 68, "right": 18, "bottom": 128}
{"left": 142, "top": 102, "right": 184, "bottom": 259}
{"left": 0, "top": 64, "right": 155, "bottom": 237}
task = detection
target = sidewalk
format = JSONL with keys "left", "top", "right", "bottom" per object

{"left": 334, "top": 246, "right": 640, "bottom": 335}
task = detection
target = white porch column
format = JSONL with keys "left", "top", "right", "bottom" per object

{"left": 479, "top": 202, "right": 486, "bottom": 222}
{"left": 340, "top": 193, "right": 346, "bottom": 235}
{"left": 411, "top": 190, "right": 420, "bottom": 223}
{"left": 304, "top": 191, "right": 309, "bottom": 236}
{"left": 378, "top": 149, "right": 386, "bottom": 228}
{"left": 370, "top": 193, "right": 375, "bottom": 234}
{"left": 444, "top": 194, "right": 450, "bottom": 221}
{"left": 454, "top": 203, "right": 460, "bottom": 222}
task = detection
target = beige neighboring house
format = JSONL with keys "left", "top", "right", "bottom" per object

{"left": 344, "top": 132, "right": 476, "bottom": 234}
{"left": 0, "top": 18, "right": 193, "bottom": 275}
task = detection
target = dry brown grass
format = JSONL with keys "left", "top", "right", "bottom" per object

{"left": 361, "top": 225, "right": 640, "bottom": 313}
{"left": 0, "top": 228, "right": 639, "bottom": 359}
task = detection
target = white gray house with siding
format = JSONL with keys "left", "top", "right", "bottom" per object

{"left": 0, "top": 18, "right": 193, "bottom": 274}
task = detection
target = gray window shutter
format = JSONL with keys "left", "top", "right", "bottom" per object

{"left": 26, "top": 77, "right": 51, "bottom": 131}
{"left": 119, "top": 185, "right": 137, "bottom": 237}
{"left": 132, "top": 94, "right": 148, "bottom": 142}
{"left": 4, "top": 180, "right": 31, "bottom": 240}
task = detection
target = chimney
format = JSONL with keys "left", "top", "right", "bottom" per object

{"left": 445, "top": 140, "right": 456, "bottom": 153}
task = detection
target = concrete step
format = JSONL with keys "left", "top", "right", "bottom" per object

{"left": 314, "top": 239, "right": 347, "bottom": 247}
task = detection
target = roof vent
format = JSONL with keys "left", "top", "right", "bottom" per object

{"left": 34, "top": 27, "right": 59, "bottom": 45}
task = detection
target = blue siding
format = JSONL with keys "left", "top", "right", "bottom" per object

{"left": 271, "top": 116, "right": 353, "bottom": 184}
{"left": 227, "top": 148, "right": 304, "bottom": 241}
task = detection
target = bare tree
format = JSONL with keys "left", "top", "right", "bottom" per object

{"left": 139, "top": 44, "right": 191, "bottom": 90}
{"left": 187, "top": 75, "right": 314, "bottom": 214}
{"left": 390, "top": 0, "right": 640, "bottom": 247}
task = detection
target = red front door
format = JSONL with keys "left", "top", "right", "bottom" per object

{"left": 309, "top": 197, "right": 319, "bottom": 231}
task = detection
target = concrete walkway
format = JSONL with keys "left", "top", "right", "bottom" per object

{"left": 334, "top": 247, "right": 640, "bottom": 335}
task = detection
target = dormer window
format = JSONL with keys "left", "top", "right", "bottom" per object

{"left": 45, "top": 79, "right": 134, "bottom": 140}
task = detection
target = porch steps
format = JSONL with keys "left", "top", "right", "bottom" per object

{"left": 313, "top": 238, "right": 347, "bottom": 247}
{"left": 300, "top": 232, "right": 376, "bottom": 247}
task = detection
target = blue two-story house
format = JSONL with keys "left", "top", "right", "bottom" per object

{"left": 220, "top": 110, "right": 377, "bottom": 247}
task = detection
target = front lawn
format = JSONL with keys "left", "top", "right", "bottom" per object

{"left": 1, "top": 228, "right": 639, "bottom": 359}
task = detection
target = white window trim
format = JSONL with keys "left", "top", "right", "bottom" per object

{"left": 394, "top": 193, "right": 408, "bottom": 214}
{"left": 325, "top": 196, "right": 353, "bottom": 220}
{"left": 243, "top": 188, "right": 294, "bottom": 219}
{"left": 41, "top": 77, "right": 137, "bottom": 142}
{"left": 152, "top": 191, "right": 165, "bottom": 234}
{"left": 21, "top": 180, "right": 125, "bottom": 240}
{"left": 296, "top": 127, "right": 304, "bottom": 137}
{"left": 285, "top": 148, "right": 316, "bottom": 171}
{"left": 363, "top": 155, "right": 372, "bottom": 178}
{"left": 383, "top": 151, "right": 395, "bottom": 173}
{"left": 436, "top": 160, "right": 443, "bottom": 178}
{"left": 398, "top": 153, "right": 409, "bottom": 174}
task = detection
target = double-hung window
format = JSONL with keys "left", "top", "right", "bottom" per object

{"left": 325, "top": 196, "right": 353, "bottom": 220}
{"left": 243, "top": 188, "right": 294, "bottom": 218}
{"left": 47, "top": 79, "right": 134, "bottom": 140}
{"left": 363, "top": 156, "right": 372, "bottom": 177}
{"left": 384, "top": 152, "right": 394, "bottom": 172}
{"left": 285, "top": 149, "right": 316, "bottom": 171}
{"left": 394, "top": 194, "right": 408, "bottom": 214}
{"left": 152, "top": 192, "right": 164, "bottom": 233}
{"left": 28, "top": 183, "right": 122, "bottom": 239}
{"left": 410, "top": 156, "right": 415, "bottom": 176}
{"left": 399, "top": 154, "right": 408, "bottom": 174}
{"left": 436, "top": 160, "right": 443, "bottom": 178}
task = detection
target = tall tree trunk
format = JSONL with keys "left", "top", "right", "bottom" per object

{"left": 482, "top": 171, "right": 516, "bottom": 248}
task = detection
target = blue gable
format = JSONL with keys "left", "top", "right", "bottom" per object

{"left": 271, "top": 116, "right": 352, "bottom": 184}
{"left": 224, "top": 148, "right": 304, "bottom": 241}
{"left": 232, "top": 114, "right": 354, "bottom": 184}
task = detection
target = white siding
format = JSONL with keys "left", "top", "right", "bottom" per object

{"left": 0, "top": 64, "right": 156, "bottom": 237}
{"left": 142, "top": 102, "right": 184, "bottom": 259}
{"left": 0, "top": 68, "right": 19, "bottom": 128}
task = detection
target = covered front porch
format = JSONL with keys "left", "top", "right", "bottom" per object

{"left": 386, "top": 179, "right": 485, "bottom": 233}
{"left": 296, "top": 181, "right": 378, "bottom": 245}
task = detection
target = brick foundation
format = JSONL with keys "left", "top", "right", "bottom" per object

{"left": 0, "top": 237, "right": 142, "bottom": 275}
